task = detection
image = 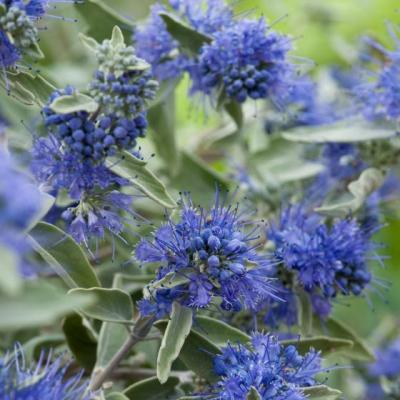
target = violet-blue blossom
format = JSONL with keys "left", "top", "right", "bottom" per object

{"left": 267, "top": 204, "right": 379, "bottom": 319}
{"left": 136, "top": 190, "right": 279, "bottom": 318}
{"left": 193, "top": 18, "right": 293, "bottom": 103}
{"left": 0, "top": 346, "right": 90, "bottom": 400}
{"left": 204, "top": 332, "right": 323, "bottom": 400}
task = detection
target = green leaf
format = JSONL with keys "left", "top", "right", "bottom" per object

{"left": 0, "top": 70, "right": 56, "bottom": 106}
{"left": 316, "top": 168, "right": 385, "bottom": 217}
{"left": 155, "top": 321, "right": 220, "bottom": 383}
{"left": 25, "top": 191, "right": 55, "bottom": 233}
{"left": 107, "top": 151, "right": 176, "bottom": 209}
{"left": 68, "top": 287, "right": 134, "bottom": 324}
{"left": 159, "top": 12, "right": 212, "bottom": 56}
{"left": 106, "top": 394, "right": 130, "bottom": 400}
{"left": 302, "top": 385, "right": 342, "bottom": 400}
{"left": 283, "top": 122, "right": 395, "bottom": 143}
{"left": 247, "top": 387, "right": 261, "bottom": 400}
{"left": 62, "top": 313, "right": 97, "bottom": 371}
{"left": 0, "top": 280, "right": 94, "bottom": 331}
{"left": 148, "top": 96, "right": 181, "bottom": 177}
{"left": 194, "top": 316, "right": 250, "bottom": 347}
{"left": 79, "top": 33, "right": 100, "bottom": 53}
{"left": 110, "top": 25, "right": 125, "bottom": 48}
{"left": 29, "top": 222, "right": 100, "bottom": 289}
{"left": 157, "top": 303, "right": 193, "bottom": 384}
{"left": 74, "top": 0, "right": 135, "bottom": 42}
{"left": 50, "top": 92, "right": 98, "bottom": 114}
{"left": 123, "top": 376, "right": 181, "bottom": 400}
{"left": 280, "top": 336, "right": 353, "bottom": 356}
{"left": 224, "top": 101, "right": 243, "bottom": 130}
{"left": 314, "top": 317, "right": 375, "bottom": 362}
{"left": 171, "top": 151, "right": 230, "bottom": 205}
{"left": 298, "top": 291, "right": 313, "bottom": 337}
{"left": 0, "top": 244, "right": 22, "bottom": 296}
{"left": 95, "top": 274, "right": 129, "bottom": 371}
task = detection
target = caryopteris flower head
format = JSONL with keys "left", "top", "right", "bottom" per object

{"left": 90, "top": 40, "right": 158, "bottom": 119}
{"left": 267, "top": 204, "right": 379, "bottom": 319}
{"left": 42, "top": 86, "right": 147, "bottom": 163}
{"left": 0, "top": 345, "right": 90, "bottom": 399}
{"left": 207, "top": 332, "right": 322, "bottom": 400}
{"left": 136, "top": 190, "right": 279, "bottom": 318}
{"left": 194, "top": 18, "right": 292, "bottom": 103}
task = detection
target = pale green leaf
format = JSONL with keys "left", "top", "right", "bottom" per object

{"left": 79, "top": 33, "right": 100, "bottom": 53}
{"left": 110, "top": 25, "right": 125, "bottom": 48}
{"left": 157, "top": 302, "right": 193, "bottom": 383}
{"left": 29, "top": 222, "right": 100, "bottom": 289}
{"left": 25, "top": 191, "right": 55, "bottom": 233}
{"left": 0, "top": 244, "right": 22, "bottom": 296}
{"left": 68, "top": 287, "right": 134, "bottom": 324}
{"left": 50, "top": 92, "right": 99, "bottom": 114}
{"left": 302, "top": 385, "right": 342, "bottom": 400}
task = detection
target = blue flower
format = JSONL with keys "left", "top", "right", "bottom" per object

{"left": 0, "top": 0, "right": 71, "bottom": 69}
{"left": 89, "top": 39, "right": 158, "bottom": 118}
{"left": 369, "top": 338, "right": 400, "bottom": 379}
{"left": 136, "top": 190, "right": 279, "bottom": 318}
{"left": 192, "top": 18, "right": 293, "bottom": 103}
{"left": 134, "top": 4, "right": 190, "bottom": 82}
{"left": 268, "top": 204, "right": 379, "bottom": 318}
{"left": 354, "top": 29, "right": 400, "bottom": 122}
{"left": 42, "top": 86, "right": 147, "bottom": 163}
{"left": 205, "top": 332, "right": 323, "bottom": 400}
{"left": 0, "top": 345, "right": 91, "bottom": 399}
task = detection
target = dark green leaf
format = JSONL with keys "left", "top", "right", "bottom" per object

{"left": 23, "top": 334, "right": 65, "bottom": 362}
{"left": 123, "top": 376, "right": 181, "bottom": 400}
{"left": 224, "top": 101, "right": 243, "bottom": 130}
{"left": 159, "top": 12, "right": 211, "bottom": 56}
{"left": 106, "top": 394, "right": 130, "bottom": 400}
{"left": 298, "top": 291, "right": 313, "bottom": 337}
{"left": 194, "top": 316, "right": 250, "bottom": 347}
{"left": 0, "top": 281, "right": 94, "bottom": 331}
{"left": 313, "top": 317, "right": 375, "bottom": 362}
{"left": 155, "top": 321, "right": 220, "bottom": 383}
{"left": 247, "top": 387, "right": 261, "bottom": 400}
{"left": 74, "top": 0, "right": 135, "bottom": 42}
{"left": 302, "top": 385, "right": 342, "bottom": 400}
{"left": 50, "top": 92, "right": 98, "bottom": 114}
{"left": 280, "top": 336, "right": 353, "bottom": 356}
{"left": 62, "top": 313, "right": 97, "bottom": 371}
{"left": 68, "top": 287, "right": 134, "bottom": 323}
{"left": 107, "top": 151, "right": 176, "bottom": 209}
{"left": 29, "top": 222, "right": 100, "bottom": 289}
{"left": 157, "top": 303, "right": 193, "bottom": 383}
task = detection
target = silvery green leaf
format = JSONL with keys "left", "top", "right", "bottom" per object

{"left": 50, "top": 92, "right": 99, "bottom": 114}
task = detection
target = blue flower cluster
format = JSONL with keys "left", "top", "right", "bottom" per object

{"left": 0, "top": 346, "right": 90, "bottom": 399}
{"left": 136, "top": 190, "right": 279, "bottom": 318}
{"left": 355, "top": 33, "right": 400, "bottom": 123}
{"left": 32, "top": 32, "right": 157, "bottom": 243}
{"left": 0, "top": 0, "right": 69, "bottom": 69}
{"left": 206, "top": 332, "right": 322, "bottom": 400}
{"left": 136, "top": 0, "right": 293, "bottom": 105}
{"left": 0, "top": 151, "right": 41, "bottom": 277}
{"left": 194, "top": 18, "right": 292, "bottom": 103}
{"left": 267, "top": 204, "right": 378, "bottom": 320}
{"left": 369, "top": 338, "right": 400, "bottom": 379}
{"left": 89, "top": 39, "right": 158, "bottom": 118}
{"left": 43, "top": 86, "right": 147, "bottom": 162}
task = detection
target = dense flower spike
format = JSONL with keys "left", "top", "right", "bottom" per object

{"left": 42, "top": 86, "right": 147, "bottom": 163}
{"left": 0, "top": 0, "right": 74, "bottom": 69}
{"left": 89, "top": 38, "right": 158, "bottom": 118}
{"left": 193, "top": 18, "right": 293, "bottom": 103}
{"left": 136, "top": 190, "right": 279, "bottom": 318}
{"left": 355, "top": 30, "right": 400, "bottom": 123}
{"left": 267, "top": 204, "right": 379, "bottom": 319}
{"left": 203, "top": 332, "right": 322, "bottom": 399}
{"left": 0, "top": 346, "right": 90, "bottom": 399}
